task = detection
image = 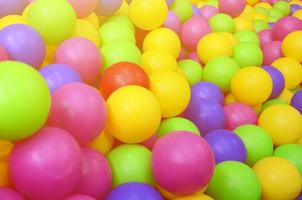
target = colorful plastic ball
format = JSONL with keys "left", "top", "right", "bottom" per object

{"left": 253, "top": 157, "right": 301, "bottom": 200}
{"left": 191, "top": 81, "right": 224, "bottom": 105}
{"left": 73, "top": 19, "right": 100, "bottom": 48}
{"left": 209, "top": 13, "right": 235, "bottom": 33}
{"left": 63, "top": 195, "right": 96, "bottom": 200}
{"left": 106, "top": 86, "right": 161, "bottom": 143}
{"left": 231, "top": 66, "right": 273, "bottom": 106}
{"left": 107, "top": 182, "right": 163, "bottom": 200}
{"left": 89, "top": 131, "right": 114, "bottom": 155}
{"left": 10, "top": 127, "right": 82, "bottom": 200}
{"left": 235, "top": 30, "right": 260, "bottom": 45}
{"left": 67, "top": 0, "right": 98, "bottom": 18}
{"left": 278, "top": 88, "right": 294, "bottom": 103}
{"left": 48, "top": 83, "right": 107, "bottom": 144}
{"left": 199, "top": 5, "right": 218, "bottom": 20}
{"left": 291, "top": 90, "right": 302, "bottom": 114}
{"left": 269, "top": 8, "right": 283, "bottom": 22}
{"left": 107, "top": 144, "right": 154, "bottom": 186}
{"left": 234, "top": 17, "right": 254, "bottom": 32}
{"left": 0, "top": 188, "right": 25, "bottom": 200}
{"left": 272, "top": 17, "right": 302, "bottom": 41}
{"left": 95, "top": 0, "right": 122, "bottom": 16}
{"left": 207, "top": 161, "right": 261, "bottom": 200}
{"left": 152, "top": 131, "right": 215, "bottom": 195}
{"left": 178, "top": 59, "right": 203, "bottom": 85}
{"left": 282, "top": 31, "right": 302, "bottom": 63}
{"left": 218, "top": 0, "right": 245, "bottom": 17}
{"left": 164, "top": 11, "right": 182, "bottom": 34}
{"left": 273, "top": 1, "right": 291, "bottom": 16}
{"left": 27, "top": 0, "right": 76, "bottom": 44}
{"left": 293, "top": 9, "right": 302, "bottom": 20}
{"left": 174, "top": 193, "right": 214, "bottom": 200}
{"left": 232, "top": 42, "right": 263, "bottom": 67}
{"left": 261, "top": 98, "right": 288, "bottom": 111}
{"left": 170, "top": 0, "right": 193, "bottom": 23}
{"left": 261, "top": 41, "right": 282, "bottom": 65}
{"left": 290, "top": 4, "right": 302, "bottom": 14}
{"left": 258, "top": 29, "right": 273, "bottom": 45}
{"left": 253, "top": 20, "right": 269, "bottom": 33}
{"left": 262, "top": 66, "right": 285, "bottom": 98}
{"left": 0, "top": 45, "right": 9, "bottom": 61}
{"left": 149, "top": 70, "right": 190, "bottom": 118}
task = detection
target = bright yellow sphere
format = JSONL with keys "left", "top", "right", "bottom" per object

{"left": 247, "top": 0, "right": 260, "bottom": 6}
{"left": 150, "top": 70, "right": 191, "bottom": 118}
{"left": 293, "top": 9, "right": 302, "bottom": 20}
{"left": 297, "top": 136, "right": 302, "bottom": 145}
{"left": 282, "top": 31, "right": 302, "bottom": 63}
{"left": 259, "top": 104, "right": 302, "bottom": 146}
{"left": 89, "top": 131, "right": 114, "bottom": 155}
{"left": 231, "top": 66, "right": 273, "bottom": 106}
{"left": 143, "top": 28, "right": 181, "bottom": 58}
{"left": 224, "top": 93, "right": 237, "bottom": 105}
{"left": 0, "top": 15, "right": 27, "bottom": 30}
{"left": 130, "top": 0, "right": 168, "bottom": 30}
{"left": 278, "top": 88, "right": 293, "bottom": 103}
{"left": 290, "top": 0, "right": 302, "bottom": 6}
{"left": 221, "top": 32, "right": 238, "bottom": 48}
{"left": 253, "top": 13, "right": 269, "bottom": 22}
{"left": 83, "top": 12, "right": 99, "bottom": 28}
{"left": 174, "top": 194, "right": 214, "bottom": 200}
{"left": 73, "top": 19, "right": 100, "bottom": 47}
{"left": 253, "top": 157, "right": 302, "bottom": 200}
{"left": 234, "top": 17, "right": 254, "bottom": 32}
{"left": 272, "top": 57, "right": 302, "bottom": 89}
{"left": 0, "top": 140, "right": 13, "bottom": 187}
{"left": 105, "top": 86, "right": 161, "bottom": 143}
{"left": 255, "top": 2, "right": 272, "bottom": 9}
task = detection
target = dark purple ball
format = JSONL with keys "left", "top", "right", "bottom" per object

{"left": 262, "top": 66, "right": 285, "bottom": 99}
{"left": 296, "top": 194, "right": 302, "bottom": 200}
{"left": 191, "top": 81, "right": 224, "bottom": 105}
{"left": 291, "top": 90, "right": 302, "bottom": 114}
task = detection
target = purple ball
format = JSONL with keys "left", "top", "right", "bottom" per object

{"left": 39, "top": 64, "right": 82, "bottom": 93}
{"left": 191, "top": 81, "right": 224, "bottom": 105}
{"left": 204, "top": 129, "right": 247, "bottom": 164}
{"left": 0, "top": 0, "right": 28, "bottom": 17}
{"left": 262, "top": 66, "right": 285, "bottom": 99}
{"left": 296, "top": 195, "right": 302, "bottom": 200}
{"left": 291, "top": 4, "right": 302, "bottom": 14}
{"left": 0, "top": 24, "right": 45, "bottom": 68}
{"left": 291, "top": 90, "right": 302, "bottom": 114}
{"left": 107, "top": 183, "right": 164, "bottom": 200}
{"left": 192, "top": 5, "right": 201, "bottom": 15}
{"left": 0, "top": 188, "right": 25, "bottom": 200}
{"left": 184, "top": 98, "right": 226, "bottom": 135}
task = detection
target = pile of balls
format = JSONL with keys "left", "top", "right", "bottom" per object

{"left": 0, "top": 0, "right": 302, "bottom": 199}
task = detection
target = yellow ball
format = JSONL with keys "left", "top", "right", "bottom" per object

{"left": 73, "top": 19, "right": 100, "bottom": 47}
{"left": 83, "top": 12, "right": 99, "bottom": 28}
{"left": 297, "top": 136, "right": 302, "bottom": 145}
{"left": 259, "top": 104, "right": 302, "bottom": 146}
{"left": 105, "top": 86, "right": 161, "bottom": 143}
{"left": 0, "top": 140, "right": 13, "bottom": 187}
{"left": 253, "top": 13, "right": 269, "bottom": 22}
{"left": 130, "top": 0, "right": 168, "bottom": 30}
{"left": 89, "top": 131, "right": 114, "bottom": 155}
{"left": 143, "top": 28, "right": 181, "bottom": 58}
{"left": 116, "top": 0, "right": 130, "bottom": 16}
{"left": 0, "top": 15, "right": 27, "bottom": 30}
{"left": 224, "top": 93, "right": 237, "bottom": 105}
{"left": 157, "top": 185, "right": 178, "bottom": 199}
{"left": 290, "top": 0, "right": 302, "bottom": 6}
{"left": 22, "top": 3, "right": 32, "bottom": 18}
{"left": 278, "top": 88, "right": 293, "bottom": 103}
{"left": 174, "top": 194, "right": 214, "bottom": 200}
{"left": 44, "top": 45, "right": 57, "bottom": 64}
{"left": 150, "top": 70, "right": 191, "bottom": 118}
{"left": 282, "top": 31, "right": 302, "bottom": 63}
{"left": 240, "top": 5, "right": 255, "bottom": 20}
{"left": 271, "top": 57, "right": 302, "bottom": 89}
{"left": 234, "top": 17, "right": 254, "bottom": 32}
{"left": 253, "top": 157, "right": 302, "bottom": 200}
{"left": 197, "top": 32, "right": 233, "bottom": 64}
{"left": 221, "top": 32, "right": 238, "bottom": 48}
{"left": 293, "top": 9, "right": 302, "bottom": 20}
{"left": 231, "top": 66, "right": 273, "bottom": 106}
{"left": 255, "top": 2, "right": 272, "bottom": 9}
{"left": 247, "top": 0, "right": 260, "bottom": 6}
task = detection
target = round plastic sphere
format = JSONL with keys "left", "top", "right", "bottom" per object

{"left": 253, "top": 157, "right": 301, "bottom": 200}
{"left": 0, "top": 188, "right": 24, "bottom": 200}
{"left": 55, "top": 37, "right": 101, "bottom": 84}
{"left": 149, "top": 70, "right": 190, "bottom": 118}
{"left": 207, "top": 161, "right": 261, "bottom": 200}
{"left": 0, "top": 45, "right": 9, "bottom": 61}
{"left": 218, "top": 0, "right": 245, "bottom": 17}
{"left": 262, "top": 66, "right": 285, "bottom": 98}
{"left": 282, "top": 31, "right": 302, "bottom": 63}
{"left": 291, "top": 90, "right": 302, "bottom": 114}
{"left": 197, "top": 32, "right": 233, "bottom": 64}
{"left": 164, "top": 11, "right": 182, "bottom": 34}
{"left": 233, "top": 42, "right": 263, "bottom": 67}
{"left": 178, "top": 59, "right": 203, "bottom": 85}
{"left": 261, "top": 41, "right": 282, "bottom": 65}
{"left": 174, "top": 193, "right": 214, "bottom": 200}
{"left": 180, "top": 15, "right": 211, "bottom": 51}
{"left": 190, "top": 81, "right": 224, "bottom": 105}
{"left": 106, "top": 86, "right": 161, "bottom": 143}
{"left": 68, "top": 0, "right": 98, "bottom": 18}
{"left": 48, "top": 83, "right": 107, "bottom": 145}
{"left": 27, "top": 0, "right": 76, "bottom": 44}
{"left": 108, "top": 144, "right": 154, "bottom": 186}
{"left": 291, "top": 4, "right": 302, "bottom": 14}
{"left": 39, "top": 64, "right": 82, "bottom": 93}
{"left": 95, "top": 0, "right": 122, "bottom": 16}
{"left": 89, "top": 131, "right": 114, "bottom": 155}
{"left": 204, "top": 56, "right": 240, "bottom": 92}
{"left": 293, "top": 9, "right": 302, "bottom": 20}
{"left": 152, "top": 131, "right": 215, "bottom": 195}
{"left": 170, "top": 0, "right": 193, "bottom": 23}
{"left": 9, "top": 127, "right": 82, "bottom": 200}
{"left": 231, "top": 66, "right": 273, "bottom": 106}
{"left": 272, "top": 17, "right": 302, "bottom": 41}
{"left": 209, "top": 14, "right": 235, "bottom": 33}
{"left": 258, "top": 29, "right": 273, "bottom": 45}
{"left": 235, "top": 30, "right": 260, "bottom": 45}
{"left": 261, "top": 98, "right": 288, "bottom": 111}
{"left": 253, "top": 20, "right": 269, "bottom": 33}
{"left": 273, "top": 1, "right": 291, "bottom": 16}
{"left": 63, "top": 195, "right": 96, "bottom": 200}
{"left": 107, "top": 182, "right": 163, "bottom": 200}
{"left": 0, "top": 0, "right": 28, "bottom": 17}
{"left": 200, "top": 5, "right": 218, "bottom": 20}
{"left": 234, "top": 17, "right": 254, "bottom": 32}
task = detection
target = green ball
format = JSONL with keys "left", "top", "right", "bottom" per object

{"left": 269, "top": 8, "right": 283, "bottom": 22}
{"left": 107, "top": 144, "right": 155, "bottom": 186}
{"left": 261, "top": 98, "right": 288, "bottom": 111}
{"left": 235, "top": 30, "right": 260, "bottom": 46}
{"left": 209, "top": 13, "right": 235, "bottom": 33}
{"left": 204, "top": 56, "right": 240, "bottom": 92}
{"left": 206, "top": 161, "right": 261, "bottom": 200}
{"left": 254, "top": 7, "right": 270, "bottom": 17}
{"left": 157, "top": 117, "right": 200, "bottom": 138}
{"left": 178, "top": 59, "right": 203, "bottom": 85}
{"left": 273, "top": 1, "right": 291, "bottom": 16}
{"left": 232, "top": 42, "right": 263, "bottom": 67}
{"left": 0, "top": 61, "right": 51, "bottom": 141}
{"left": 253, "top": 20, "right": 269, "bottom": 33}
{"left": 274, "top": 144, "right": 302, "bottom": 176}
{"left": 234, "top": 125, "right": 274, "bottom": 166}
{"left": 205, "top": 0, "right": 218, "bottom": 7}
{"left": 102, "top": 15, "right": 135, "bottom": 32}
{"left": 170, "top": 0, "right": 193, "bottom": 23}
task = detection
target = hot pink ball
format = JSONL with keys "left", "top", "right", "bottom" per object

{"left": 63, "top": 195, "right": 96, "bottom": 200}
{"left": 47, "top": 82, "right": 107, "bottom": 145}
{"left": 258, "top": 30, "right": 273, "bottom": 46}
{"left": 272, "top": 16, "right": 302, "bottom": 41}
{"left": 75, "top": 148, "right": 112, "bottom": 200}
{"left": 219, "top": 0, "right": 246, "bottom": 17}
{"left": 187, "top": 52, "right": 201, "bottom": 64}
{"left": 261, "top": 41, "right": 282, "bottom": 65}
{"left": 0, "top": 45, "right": 9, "bottom": 61}
{"left": 152, "top": 131, "right": 215, "bottom": 195}
{"left": 164, "top": 11, "right": 182, "bottom": 34}
{"left": 223, "top": 103, "right": 258, "bottom": 130}
{"left": 199, "top": 6, "right": 218, "bottom": 20}
{"left": 9, "top": 127, "right": 82, "bottom": 200}
{"left": 55, "top": 37, "right": 102, "bottom": 84}
{"left": 0, "top": 188, "right": 25, "bottom": 200}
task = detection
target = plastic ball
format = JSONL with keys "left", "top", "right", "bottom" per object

{"left": 261, "top": 98, "right": 288, "bottom": 111}
{"left": 178, "top": 59, "right": 203, "bottom": 85}
{"left": 89, "top": 131, "right": 114, "bottom": 155}
{"left": 218, "top": 0, "right": 245, "bottom": 17}
{"left": 190, "top": 81, "right": 224, "bottom": 105}
{"left": 174, "top": 194, "right": 214, "bottom": 200}
{"left": 273, "top": 1, "right": 291, "bottom": 16}
{"left": 0, "top": 188, "right": 24, "bottom": 200}
{"left": 233, "top": 42, "right": 263, "bottom": 67}
{"left": 258, "top": 29, "right": 273, "bottom": 45}
{"left": 73, "top": 19, "right": 100, "bottom": 48}
{"left": 235, "top": 30, "right": 260, "bottom": 45}
{"left": 253, "top": 20, "right": 269, "bottom": 33}
{"left": 272, "top": 17, "right": 302, "bottom": 41}
{"left": 207, "top": 161, "right": 261, "bottom": 200}
{"left": 106, "top": 86, "right": 161, "bottom": 143}
{"left": 293, "top": 9, "right": 302, "bottom": 20}
{"left": 209, "top": 13, "right": 235, "bottom": 33}
{"left": 67, "top": 0, "right": 97, "bottom": 18}
{"left": 282, "top": 31, "right": 302, "bottom": 63}
{"left": 48, "top": 83, "right": 107, "bottom": 144}
{"left": 0, "top": 45, "right": 9, "bottom": 61}
{"left": 278, "top": 88, "right": 294, "bottom": 103}
{"left": 269, "top": 8, "right": 283, "bottom": 22}
{"left": 0, "top": 14, "right": 27, "bottom": 30}
{"left": 234, "top": 17, "right": 254, "bottom": 32}
{"left": 253, "top": 157, "right": 302, "bottom": 200}
{"left": 95, "top": 0, "right": 123, "bottom": 16}
{"left": 164, "top": 11, "right": 182, "bottom": 34}
{"left": 199, "top": 5, "right": 218, "bottom": 20}
{"left": 63, "top": 195, "right": 96, "bottom": 200}
{"left": 0, "top": 0, "right": 28, "bottom": 17}
{"left": 290, "top": 4, "right": 302, "bottom": 14}
{"left": 152, "top": 131, "right": 215, "bottom": 195}
{"left": 261, "top": 41, "right": 282, "bottom": 65}
{"left": 170, "top": 0, "right": 193, "bottom": 22}
{"left": 262, "top": 66, "right": 285, "bottom": 98}
{"left": 291, "top": 90, "right": 302, "bottom": 114}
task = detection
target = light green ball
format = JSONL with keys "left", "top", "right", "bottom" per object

{"left": 232, "top": 42, "right": 263, "bottom": 67}
{"left": 209, "top": 13, "right": 235, "bottom": 33}
{"left": 170, "top": 0, "right": 193, "bottom": 23}
{"left": 254, "top": 7, "right": 270, "bottom": 17}
{"left": 269, "top": 8, "right": 284, "bottom": 22}
{"left": 178, "top": 59, "right": 203, "bottom": 85}
{"left": 261, "top": 98, "right": 288, "bottom": 111}
{"left": 253, "top": 20, "right": 269, "bottom": 33}
{"left": 273, "top": 1, "right": 291, "bottom": 16}
{"left": 235, "top": 30, "right": 260, "bottom": 46}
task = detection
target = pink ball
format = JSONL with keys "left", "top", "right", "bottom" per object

{"left": 68, "top": 0, "right": 98, "bottom": 18}
{"left": 0, "top": 188, "right": 25, "bottom": 200}
{"left": 272, "top": 16, "right": 302, "bottom": 41}
{"left": 258, "top": 29, "right": 273, "bottom": 46}
{"left": 9, "top": 127, "right": 82, "bottom": 200}
{"left": 55, "top": 37, "right": 102, "bottom": 84}
{"left": 63, "top": 195, "right": 96, "bottom": 200}
{"left": 0, "top": 45, "right": 9, "bottom": 61}
{"left": 187, "top": 52, "right": 201, "bottom": 64}
{"left": 199, "top": 6, "right": 218, "bottom": 20}
{"left": 177, "top": 47, "right": 188, "bottom": 61}
{"left": 163, "top": 11, "right": 182, "bottom": 34}
{"left": 223, "top": 103, "right": 258, "bottom": 130}
{"left": 47, "top": 83, "right": 107, "bottom": 144}
{"left": 261, "top": 41, "right": 282, "bottom": 65}
{"left": 219, "top": 0, "right": 246, "bottom": 17}
{"left": 75, "top": 148, "right": 112, "bottom": 200}
{"left": 152, "top": 131, "right": 215, "bottom": 195}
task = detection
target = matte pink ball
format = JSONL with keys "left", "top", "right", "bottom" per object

{"left": 199, "top": 6, "right": 218, "bottom": 20}
{"left": 219, "top": 0, "right": 246, "bottom": 17}
{"left": 0, "top": 188, "right": 25, "bottom": 200}
{"left": 47, "top": 83, "right": 107, "bottom": 145}
{"left": 272, "top": 16, "right": 302, "bottom": 41}
{"left": 9, "top": 127, "right": 82, "bottom": 200}
{"left": 258, "top": 30, "right": 273, "bottom": 46}
{"left": 63, "top": 195, "right": 96, "bottom": 200}
{"left": 164, "top": 11, "right": 182, "bottom": 34}
{"left": 262, "top": 41, "right": 282, "bottom": 65}
{"left": 152, "top": 131, "right": 215, "bottom": 195}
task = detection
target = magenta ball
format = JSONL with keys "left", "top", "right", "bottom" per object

{"left": 261, "top": 41, "right": 282, "bottom": 65}
{"left": 187, "top": 52, "right": 201, "bottom": 64}
{"left": 0, "top": 0, "right": 28, "bottom": 17}
{"left": 47, "top": 83, "right": 107, "bottom": 144}
{"left": 191, "top": 81, "right": 224, "bottom": 105}
{"left": 218, "top": 0, "right": 246, "bottom": 17}
{"left": 75, "top": 148, "right": 112, "bottom": 200}
{"left": 272, "top": 16, "right": 302, "bottom": 41}
{"left": 258, "top": 30, "right": 273, "bottom": 46}
{"left": 291, "top": 90, "right": 302, "bottom": 114}
{"left": 164, "top": 11, "right": 182, "bottom": 34}
{"left": 152, "top": 131, "right": 215, "bottom": 195}
{"left": 223, "top": 103, "right": 258, "bottom": 130}
{"left": 199, "top": 6, "right": 218, "bottom": 20}
{"left": 262, "top": 66, "right": 285, "bottom": 99}
{"left": 63, "top": 195, "right": 96, "bottom": 200}
{"left": 0, "top": 188, "right": 25, "bottom": 200}
{"left": 9, "top": 127, "right": 82, "bottom": 200}
{"left": 95, "top": 0, "right": 122, "bottom": 16}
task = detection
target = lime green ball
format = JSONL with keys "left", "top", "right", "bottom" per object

{"left": 254, "top": 7, "right": 270, "bottom": 17}
{"left": 274, "top": 144, "right": 302, "bottom": 175}
{"left": 157, "top": 117, "right": 200, "bottom": 138}
{"left": 261, "top": 98, "right": 288, "bottom": 111}
{"left": 0, "top": 61, "right": 51, "bottom": 141}
{"left": 28, "top": 0, "right": 76, "bottom": 44}
{"left": 209, "top": 14, "right": 235, "bottom": 33}
{"left": 170, "top": 0, "right": 193, "bottom": 23}
{"left": 234, "top": 125, "right": 274, "bottom": 166}
{"left": 205, "top": 0, "right": 218, "bottom": 7}
{"left": 207, "top": 161, "right": 261, "bottom": 200}
{"left": 204, "top": 56, "right": 240, "bottom": 92}
{"left": 102, "top": 15, "right": 135, "bottom": 31}
{"left": 269, "top": 8, "right": 283, "bottom": 22}
{"left": 235, "top": 30, "right": 260, "bottom": 46}
{"left": 253, "top": 20, "right": 269, "bottom": 33}
{"left": 178, "top": 59, "right": 203, "bottom": 85}
{"left": 232, "top": 42, "right": 263, "bottom": 67}
{"left": 273, "top": 1, "right": 291, "bottom": 16}
{"left": 107, "top": 144, "right": 155, "bottom": 186}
